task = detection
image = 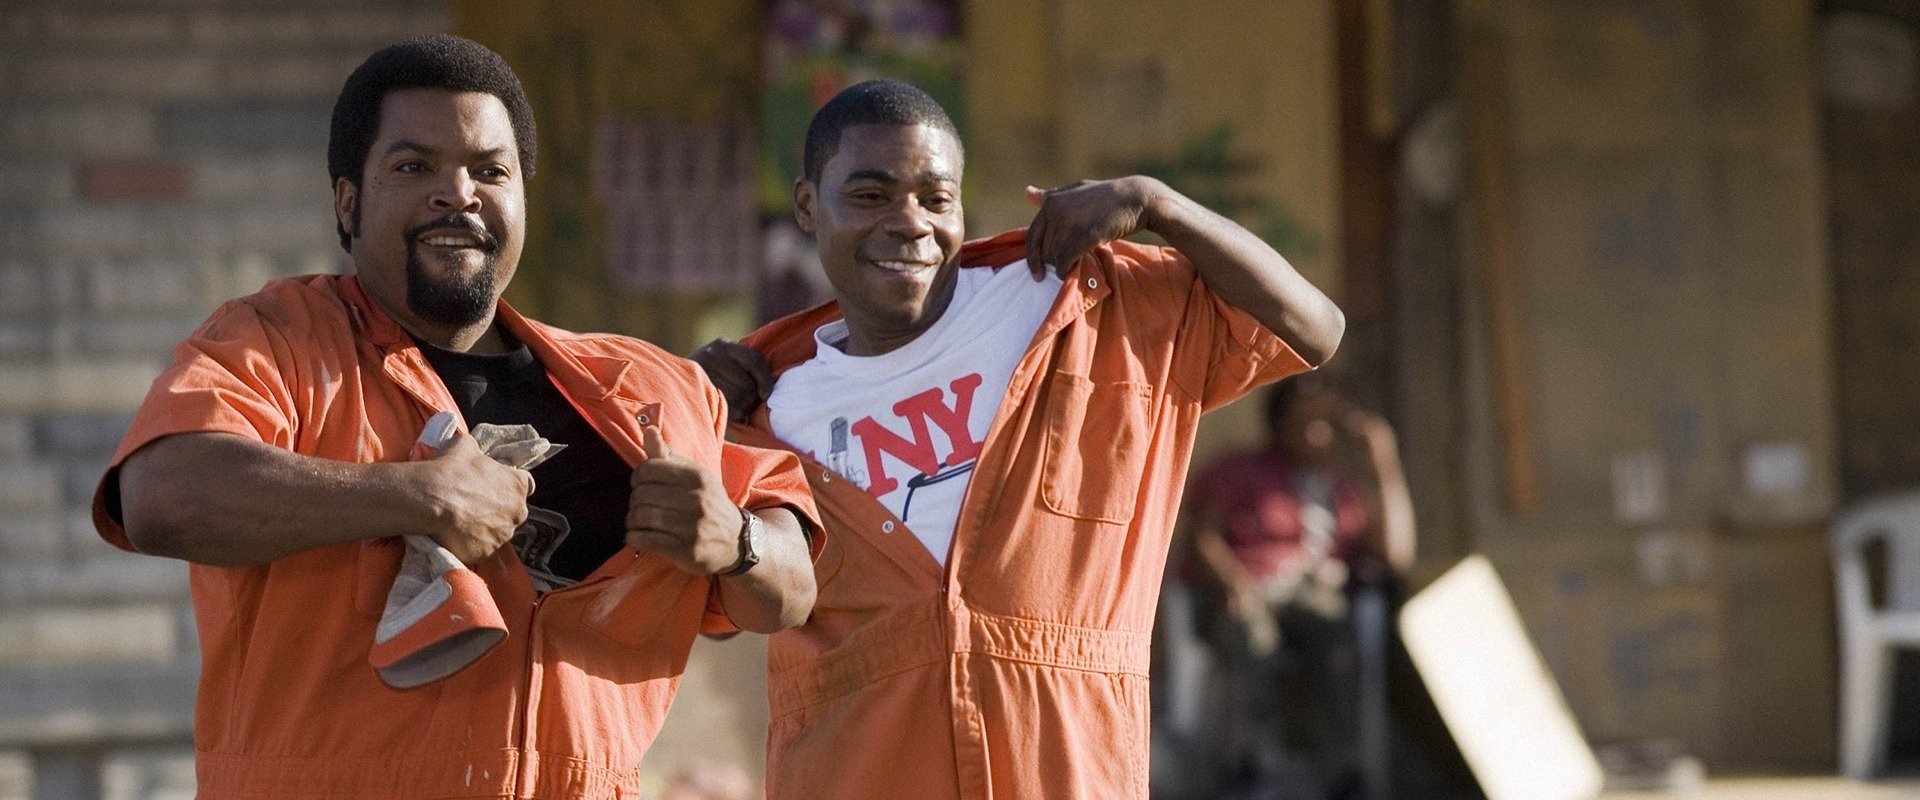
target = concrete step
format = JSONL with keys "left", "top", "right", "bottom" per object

{"left": 0, "top": 603, "right": 183, "bottom": 668}
{"left": 0, "top": 661, "right": 196, "bottom": 750}
{"left": 0, "top": 556, "right": 188, "bottom": 606}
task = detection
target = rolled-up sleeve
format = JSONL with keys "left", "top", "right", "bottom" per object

{"left": 92, "top": 301, "right": 297, "bottom": 551}
{"left": 1148, "top": 245, "right": 1313, "bottom": 411}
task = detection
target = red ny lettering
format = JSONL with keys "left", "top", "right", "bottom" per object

{"left": 849, "top": 373, "right": 985, "bottom": 497}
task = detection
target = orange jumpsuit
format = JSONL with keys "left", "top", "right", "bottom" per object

{"left": 92, "top": 274, "right": 818, "bottom": 799}
{"left": 734, "top": 231, "right": 1312, "bottom": 798}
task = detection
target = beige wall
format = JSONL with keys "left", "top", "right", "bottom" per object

{"left": 1826, "top": 3, "right": 1920, "bottom": 500}
{"left": 453, "top": 0, "right": 760, "bottom": 354}
{"left": 1457, "top": 0, "right": 1836, "bottom": 766}
{"left": 966, "top": 0, "right": 1346, "bottom": 467}
{"left": 966, "top": 0, "right": 1342, "bottom": 278}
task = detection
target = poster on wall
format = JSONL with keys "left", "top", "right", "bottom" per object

{"left": 757, "top": 0, "right": 965, "bottom": 321}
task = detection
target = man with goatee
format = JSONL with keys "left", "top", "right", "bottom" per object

{"left": 93, "top": 35, "right": 819, "bottom": 800}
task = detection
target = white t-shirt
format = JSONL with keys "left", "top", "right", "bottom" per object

{"left": 768, "top": 262, "right": 1061, "bottom": 566}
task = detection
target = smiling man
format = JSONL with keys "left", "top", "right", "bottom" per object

{"left": 92, "top": 36, "right": 818, "bottom": 799}
{"left": 694, "top": 80, "right": 1345, "bottom": 798}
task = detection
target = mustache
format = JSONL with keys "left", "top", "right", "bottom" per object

{"left": 862, "top": 250, "right": 944, "bottom": 263}
{"left": 404, "top": 214, "right": 499, "bottom": 252}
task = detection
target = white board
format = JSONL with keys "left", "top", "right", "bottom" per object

{"left": 1399, "top": 556, "right": 1604, "bottom": 800}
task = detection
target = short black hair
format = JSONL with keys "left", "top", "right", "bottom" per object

{"left": 328, "top": 34, "right": 536, "bottom": 250}
{"left": 802, "top": 79, "right": 961, "bottom": 183}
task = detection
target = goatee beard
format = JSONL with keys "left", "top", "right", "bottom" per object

{"left": 403, "top": 216, "right": 499, "bottom": 326}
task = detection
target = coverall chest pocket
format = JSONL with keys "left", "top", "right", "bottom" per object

{"left": 1039, "top": 371, "right": 1154, "bottom": 524}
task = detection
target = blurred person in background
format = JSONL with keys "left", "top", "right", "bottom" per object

{"left": 1172, "top": 373, "right": 1414, "bottom": 799}
{"left": 695, "top": 79, "right": 1344, "bottom": 799}
{"left": 92, "top": 35, "right": 818, "bottom": 799}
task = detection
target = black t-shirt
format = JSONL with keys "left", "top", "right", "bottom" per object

{"left": 417, "top": 332, "right": 632, "bottom": 582}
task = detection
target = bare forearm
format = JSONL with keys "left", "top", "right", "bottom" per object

{"left": 1369, "top": 445, "right": 1417, "bottom": 573}
{"left": 1139, "top": 178, "right": 1345, "bottom": 365}
{"left": 715, "top": 507, "right": 817, "bottom": 633}
{"left": 118, "top": 433, "right": 436, "bottom": 566}
{"left": 1193, "top": 526, "right": 1255, "bottom": 593}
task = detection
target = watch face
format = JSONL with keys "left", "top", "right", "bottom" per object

{"left": 745, "top": 515, "right": 765, "bottom": 560}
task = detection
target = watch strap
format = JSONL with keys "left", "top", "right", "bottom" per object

{"left": 724, "top": 507, "right": 763, "bottom": 576}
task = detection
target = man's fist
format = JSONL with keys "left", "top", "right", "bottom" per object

{"left": 1022, "top": 177, "right": 1163, "bottom": 279}
{"left": 690, "top": 338, "right": 774, "bottom": 423}
{"left": 626, "top": 426, "right": 742, "bottom": 575}
{"left": 407, "top": 430, "right": 533, "bottom": 565}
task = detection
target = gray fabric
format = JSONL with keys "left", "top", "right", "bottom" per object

{"left": 373, "top": 419, "right": 569, "bottom": 688}
{"left": 470, "top": 422, "right": 573, "bottom": 591}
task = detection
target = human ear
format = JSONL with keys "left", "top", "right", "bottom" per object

{"left": 793, "top": 180, "right": 818, "bottom": 235}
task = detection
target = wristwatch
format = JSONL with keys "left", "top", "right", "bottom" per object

{"left": 725, "top": 507, "right": 764, "bottom": 576}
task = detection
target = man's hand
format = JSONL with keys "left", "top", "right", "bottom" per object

{"left": 407, "top": 431, "right": 533, "bottom": 565}
{"left": 627, "top": 426, "right": 742, "bottom": 574}
{"left": 1339, "top": 408, "right": 1398, "bottom": 455}
{"left": 1029, "top": 174, "right": 1344, "bottom": 366}
{"left": 690, "top": 338, "right": 773, "bottom": 423}
{"left": 1227, "top": 580, "right": 1267, "bottom": 622}
{"left": 1339, "top": 406, "right": 1417, "bottom": 574}
{"left": 1022, "top": 177, "right": 1161, "bottom": 279}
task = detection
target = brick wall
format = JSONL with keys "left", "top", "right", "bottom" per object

{"left": 0, "top": 3, "right": 445, "bottom": 798}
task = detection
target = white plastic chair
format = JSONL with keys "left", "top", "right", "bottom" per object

{"left": 1832, "top": 491, "right": 1920, "bottom": 779}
